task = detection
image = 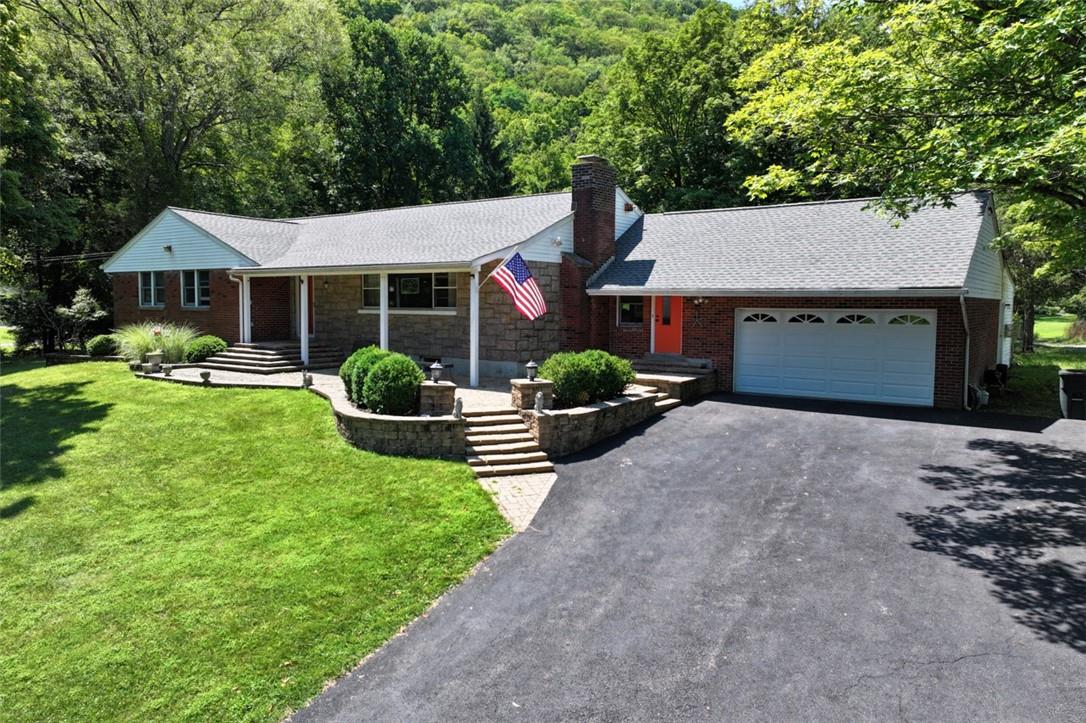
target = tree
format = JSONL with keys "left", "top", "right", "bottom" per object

{"left": 471, "top": 86, "right": 513, "bottom": 198}
{"left": 322, "top": 18, "right": 482, "bottom": 209}
{"left": 53, "top": 287, "right": 108, "bottom": 351}
{"left": 23, "top": 0, "right": 344, "bottom": 223}
{"left": 729, "top": 0, "right": 1086, "bottom": 272}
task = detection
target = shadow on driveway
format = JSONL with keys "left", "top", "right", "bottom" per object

{"left": 903, "top": 438, "right": 1086, "bottom": 653}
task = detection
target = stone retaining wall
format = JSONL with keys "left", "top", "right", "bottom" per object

{"left": 519, "top": 391, "right": 662, "bottom": 458}
{"left": 332, "top": 409, "right": 465, "bottom": 458}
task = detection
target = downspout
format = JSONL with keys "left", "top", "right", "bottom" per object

{"left": 959, "top": 291, "right": 972, "bottom": 410}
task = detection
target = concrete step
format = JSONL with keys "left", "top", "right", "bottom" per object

{"left": 198, "top": 362, "right": 304, "bottom": 374}
{"left": 462, "top": 414, "right": 523, "bottom": 427}
{"left": 209, "top": 354, "right": 297, "bottom": 367}
{"left": 460, "top": 419, "right": 523, "bottom": 429}
{"left": 468, "top": 451, "right": 549, "bottom": 467}
{"left": 466, "top": 440, "right": 541, "bottom": 455}
{"left": 462, "top": 407, "right": 517, "bottom": 418}
{"left": 472, "top": 460, "right": 555, "bottom": 477}
{"left": 655, "top": 397, "right": 682, "bottom": 411}
{"left": 466, "top": 431, "right": 535, "bottom": 445}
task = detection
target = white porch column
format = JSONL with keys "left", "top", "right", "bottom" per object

{"left": 649, "top": 295, "right": 656, "bottom": 353}
{"left": 379, "top": 272, "right": 390, "bottom": 350}
{"left": 299, "top": 275, "right": 309, "bottom": 367}
{"left": 470, "top": 268, "right": 480, "bottom": 387}
{"left": 241, "top": 276, "right": 252, "bottom": 343}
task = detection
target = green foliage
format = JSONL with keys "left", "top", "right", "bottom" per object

{"left": 86, "top": 334, "right": 117, "bottom": 357}
{"left": 539, "top": 349, "right": 634, "bottom": 407}
{"left": 342, "top": 345, "right": 392, "bottom": 402}
{"left": 0, "top": 361, "right": 507, "bottom": 721}
{"left": 730, "top": 0, "right": 1086, "bottom": 271}
{"left": 184, "top": 335, "right": 228, "bottom": 363}
{"left": 52, "top": 288, "right": 108, "bottom": 350}
{"left": 114, "top": 322, "right": 198, "bottom": 363}
{"left": 361, "top": 352, "right": 425, "bottom": 415}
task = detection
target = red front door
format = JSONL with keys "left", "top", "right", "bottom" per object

{"left": 654, "top": 296, "right": 683, "bottom": 353}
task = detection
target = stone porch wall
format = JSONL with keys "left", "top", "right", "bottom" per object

{"left": 313, "top": 263, "right": 562, "bottom": 372}
{"left": 519, "top": 390, "right": 663, "bottom": 458}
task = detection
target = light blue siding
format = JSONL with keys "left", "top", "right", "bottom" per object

{"left": 520, "top": 215, "right": 574, "bottom": 264}
{"left": 615, "top": 187, "right": 641, "bottom": 239}
{"left": 964, "top": 207, "right": 1003, "bottom": 299}
{"left": 103, "top": 210, "right": 255, "bottom": 273}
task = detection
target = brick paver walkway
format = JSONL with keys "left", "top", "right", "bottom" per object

{"left": 477, "top": 472, "right": 557, "bottom": 532}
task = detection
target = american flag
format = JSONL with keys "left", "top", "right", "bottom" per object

{"left": 492, "top": 252, "right": 547, "bottom": 320}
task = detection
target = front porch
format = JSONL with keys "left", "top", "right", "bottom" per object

{"left": 236, "top": 264, "right": 562, "bottom": 387}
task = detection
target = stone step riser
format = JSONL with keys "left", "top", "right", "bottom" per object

{"left": 466, "top": 441, "right": 540, "bottom": 455}
{"left": 463, "top": 423, "right": 529, "bottom": 435}
{"left": 466, "top": 433, "right": 535, "bottom": 445}
{"left": 461, "top": 408, "right": 518, "bottom": 418}
{"left": 473, "top": 461, "right": 554, "bottom": 477}
{"left": 197, "top": 363, "right": 304, "bottom": 375}
{"left": 468, "top": 451, "right": 549, "bottom": 466}
{"left": 462, "top": 415, "right": 524, "bottom": 427}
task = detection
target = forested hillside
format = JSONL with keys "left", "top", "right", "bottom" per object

{"left": 2, "top": 0, "right": 1083, "bottom": 350}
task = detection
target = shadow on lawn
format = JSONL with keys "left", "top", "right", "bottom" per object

{"left": 1, "top": 380, "right": 112, "bottom": 492}
{"left": 901, "top": 438, "right": 1086, "bottom": 654}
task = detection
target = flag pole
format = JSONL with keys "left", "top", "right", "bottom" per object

{"left": 478, "top": 243, "right": 524, "bottom": 289}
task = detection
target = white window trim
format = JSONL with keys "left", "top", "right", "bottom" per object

{"left": 360, "top": 271, "right": 457, "bottom": 311}
{"left": 181, "top": 269, "right": 211, "bottom": 309}
{"left": 139, "top": 271, "right": 165, "bottom": 308}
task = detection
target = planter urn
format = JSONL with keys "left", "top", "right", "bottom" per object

{"left": 146, "top": 350, "right": 164, "bottom": 373}
{"left": 199, "top": 370, "right": 211, "bottom": 384}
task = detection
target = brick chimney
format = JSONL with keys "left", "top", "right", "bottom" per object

{"left": 561, "top": 155, "right": 617, "bottom": 351}
{"left": 571, "top": 155, "right": 617, "bottom": 268}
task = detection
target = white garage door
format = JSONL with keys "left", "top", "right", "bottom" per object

{"left": 734, "top": 309, "right": 937, "bottom": 406}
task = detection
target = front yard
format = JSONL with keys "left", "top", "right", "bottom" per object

{"left": 0, "top": 361, "right": 509, "bottom": 721}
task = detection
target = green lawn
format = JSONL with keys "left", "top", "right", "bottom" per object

{"left": 1033, "top": 314, "right": 1077, "bottom": 342}
{"left": 985, "top": 346, "right": 1086, "bottom": 418}
{"left": 0, "top": 361, "right": 508, "bottom": 722}
{"left": 0, "top": 326, "right": 14, "bottom": 351}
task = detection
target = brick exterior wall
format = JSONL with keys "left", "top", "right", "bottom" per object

{"left": 597, "top": 295, "right": 986, "bottom": 409}
{"left": 564, "top": 155, "right": 618, "bottom": 351}
{"left": 965, "top": 297, "right": 1001, "bottom": 386}
{"left": 111, "top": 270, "right": 240, "bottom": 342}
{"left": 312, "top": 264, "right": 562, "bottom": 365}
{"left": 250, "top": 276, "right": 292, "bottom": 342}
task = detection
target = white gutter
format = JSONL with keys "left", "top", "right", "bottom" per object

{"left": 236, "top": 263, "right": 473, "bottom": 277}
{"left": 959, "top": 292, "right": 972, "bottom": 409}
{"left": 586, "top": 287, "right": 967, "bottom": 298}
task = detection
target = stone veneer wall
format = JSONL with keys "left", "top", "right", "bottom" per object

{"left": 519, "top": 391, "right": 662, "bottom": 458}
{"left": 312, "top": 263, "right": 562, "bottom": 371}
{"left": 333, "top": 410, "right": 465, "bottom": 458}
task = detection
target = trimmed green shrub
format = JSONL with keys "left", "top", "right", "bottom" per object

{"left": 345, "top": 345, "right": 392, "bottom": 403}
{"left": 361, "top": 353, "right": 425, "bottom": 415}
{"left": 86, "top": 334, "right": 117, "bottom": 357}
{"left": 539, "top": 349, "right": 635, "bottom": 407}
{"left": 185, "top": 335, "right": 228, "bottom": 363}
{"left": 114, "top": 322, "right": 198, "bottom": 363}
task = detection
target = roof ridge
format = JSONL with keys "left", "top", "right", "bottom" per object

{"left": 286, "top": 191, "right": 570, "bottom": 221}
{"left": 168, "top": 206, "right": 300, "bottom": 225}
{"left": 656, "top": 191, "right": 985, "bottom": 217}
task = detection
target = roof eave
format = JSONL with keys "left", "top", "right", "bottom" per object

{"left": 586, "top": 287, "right": 968, "bottom": 298}
{"left": 234, "top": 261, "right": 477, "bottom": 276}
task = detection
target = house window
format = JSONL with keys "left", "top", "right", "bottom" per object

{"left": 836, "top": 313, "right": 875, "bottom": 325}
{"left": 888, "top": 314, "right": 931, "bottom": 326}
{"left": 139, "top": 271, "right": 165, "bottom": 308}
{"left": 362, "top": 274, "right": 381, "bottom": 308}
{"left": 788, "top": 313, "right": 825, "bottom": 323}
{"left": 181, "top": 270, "right": 211, "bottom": 308}
{"left": 618, "top": 296, "right": 644, "bottom": 324}
{"left": 360, "top": 273, "right": 457, "bottom": 310}
{"left": 743, "top": 313, "right": 777, "bottom": 323}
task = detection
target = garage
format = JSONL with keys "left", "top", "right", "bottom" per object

{"left": 733, "top": 308, "right": 937, "bottom": 406}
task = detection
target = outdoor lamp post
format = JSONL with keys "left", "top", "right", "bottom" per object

{"left": 430, "top": 361, "right": 444, "bottom": 382}
{"left": 525, "top": 360, "right": 538, "bottom": 381}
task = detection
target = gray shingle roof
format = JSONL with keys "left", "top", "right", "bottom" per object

{"left": 174, "top": 193, "right": 573, "bottom": 271}
{"left": 589, "top": 192, "right": 991, "bottom": 293}
{"left": 170, "top": 208, "right": 300, "bottom": 265}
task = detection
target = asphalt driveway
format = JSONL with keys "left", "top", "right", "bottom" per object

{"left": 295, "top": 395, "right": 1086, "bottom": 722}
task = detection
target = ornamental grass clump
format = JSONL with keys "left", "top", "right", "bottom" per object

{"left": 114, "top": 322, "right": 198, "bottom": 363}
{"left": 539, "top": 349, "right": 634, "bottom": 408}
{"left": 361, "top": 353, "right": 425, "bottom": 415}
{"left": 341, "top": 345, "right": 392, "bottom": 402}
